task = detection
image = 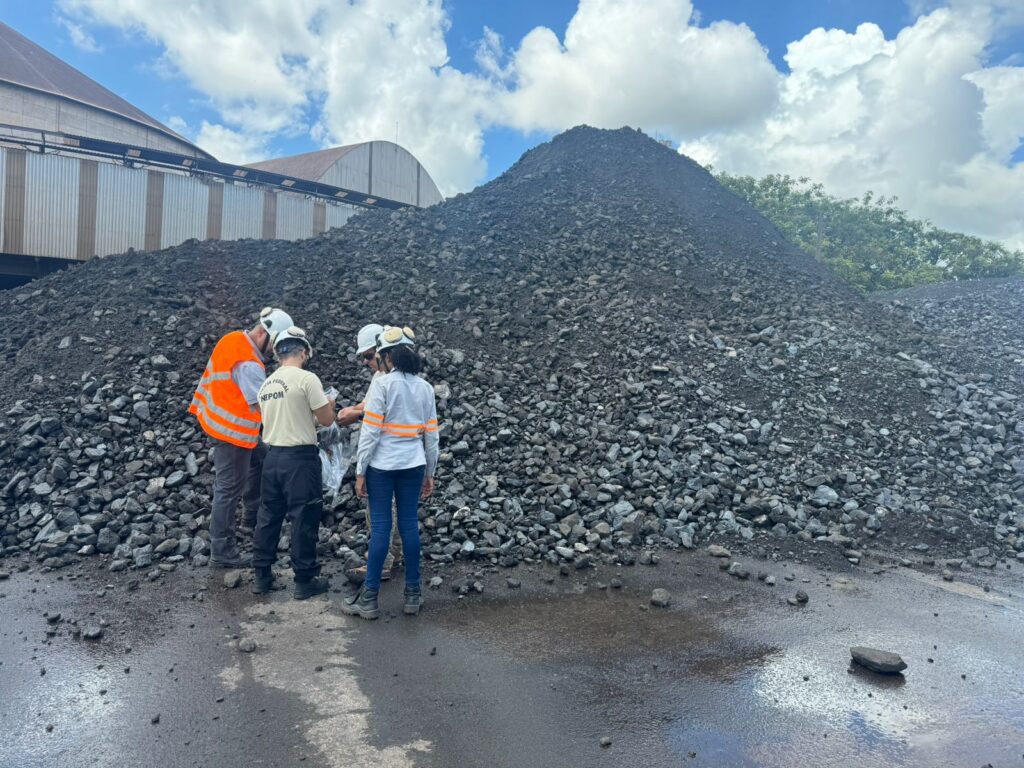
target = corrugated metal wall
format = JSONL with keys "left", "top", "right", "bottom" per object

{"left": 0, "top": 150, "right": 6, "bottom": 249}
{"left": 24, "top": 152, "right": 78, "bottom": 258}
{"left": 276, "top": 193, "right": 313, "bottom": 241}
{"left": 161, "top": 172, "right": 208, "bottom": 248}
{"left": 315, "top": 141, "right": 442, "bottom": 207}
{"left": 325, "top": 204, "right": 356, "bottom": 230}
{"left": 321, "top": 143, "right": 371, "bottom": 194}
{"left": 220, "top": 183, "right": 262, "bottom": 241}
{"left": 0, "top": 147, "right": 361, "bottom": 263}
{"left": 95, "top": 161, "right": 145, "bottom": 254}
{"left": 371, "top": 142, "right": 419, "bottom": 204}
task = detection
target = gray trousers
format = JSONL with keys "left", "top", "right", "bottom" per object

{"left": 210, "top": 439, "right": 262, "bottom": 557}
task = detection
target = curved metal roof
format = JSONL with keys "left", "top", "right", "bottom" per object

{"left": 0, "top": 21, "right": 207, "bottom": 155}
{"left": 248, "top": 140, "right": 443, "bottom": 207}
{"left": 246, "top": 144, "right": 365, "bottom": 180}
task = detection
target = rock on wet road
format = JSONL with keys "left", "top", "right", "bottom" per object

{"left": 1, "top": 554, "right": 1022, "bottom": 768}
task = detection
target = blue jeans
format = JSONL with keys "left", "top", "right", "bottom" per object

{"left": 365, "top": 465, "right": 424, "bottom": 591}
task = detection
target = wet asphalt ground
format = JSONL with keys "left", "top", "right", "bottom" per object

{"left": 1, "top": 551, "right": 1023, "bottom": 768}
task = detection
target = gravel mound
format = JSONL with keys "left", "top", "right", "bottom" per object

{"left": 0, "top": 126, "right": 1020, "bottom": 575}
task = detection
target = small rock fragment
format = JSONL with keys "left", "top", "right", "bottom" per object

{"left": 850, "top": 646, "right": 907, "bottom": 674}
{"left": 650, "top": 588, "right": 672, "bottom": 607}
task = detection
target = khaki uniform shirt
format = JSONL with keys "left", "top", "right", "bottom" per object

{"left": 258, "top": 366, "right": 328, "bottom": 447}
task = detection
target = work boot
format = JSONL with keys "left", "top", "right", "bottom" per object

{"left": 211, "top": 551, "right": 251, "bottom": 568}
{"left": 403, "top": 584, "right": 422, "bottom": 616}
{"left": 252, "top": 567, "right": 275, "bottom": 595}
{"left": 341, "top": 587, "right": 380, "bottom": 620}
{"left": 293, "top": 576, "right": 330, "bottom": 601}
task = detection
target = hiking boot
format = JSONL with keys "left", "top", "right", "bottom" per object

{"left": 211, "top": 551, "right": 251, "bottom": 568}
{"left": 293, "top": 576, "right": 330, "bottom": 601}
{"left": 252, "top": 567, "right": 275, "bottom": 595}
{"left": 341, "top": 587, "right": 380, "bottom": 620}
{"left": 403, "top": 585, "right": 422, "bottom": 616}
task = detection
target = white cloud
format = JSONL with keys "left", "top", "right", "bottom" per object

{"left": 57, "top": 16, "right": 102, "bottom": 53}
{"left": 492, "top": 0, "right": 779, "bottom": 137}
{"left": 164, "top": 116, "right": 270, "bottom": 165}
{"left": 310, "top": 0, "right": 494, "bottom": 195}
{"left": 681, "top": 5, "right": 1024, "bottom": 249}
{"left": 193, "top": 122, "right": 272, "bottom": 165}
{"left": 60, "top": 0, "right": 317, "bottom": 134}
{"left": 965, "top": 66, "right": 1024, "bottom": 161}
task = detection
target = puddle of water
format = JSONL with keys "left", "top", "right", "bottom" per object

{"left": 668, "top": 727, "right": 759, "bottom": 767}
{"left": 435, "top": 589, "right": 776, "bottom": 674}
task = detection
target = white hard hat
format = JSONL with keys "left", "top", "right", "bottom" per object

{"left": 274, "top": 326, "right": 313, "bottom": 359}
{"left": 258, "top": 307, "right": 293, "bottom": 341}
{"left": 376, "top": 325, "right": 416, "bottom": 352}
{"left": 356, "top": 323, "right": 384, "bottom": 355}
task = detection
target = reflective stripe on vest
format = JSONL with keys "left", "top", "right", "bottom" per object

{"left": 188, "top": 330, "right": 264, "bottom": 448}
{"left": 362, "top": 411, "right": 437, "bottom": 437}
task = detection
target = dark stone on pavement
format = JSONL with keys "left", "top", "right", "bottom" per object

{"left": 851, "top": 646, "right": 908, "bottom": 674}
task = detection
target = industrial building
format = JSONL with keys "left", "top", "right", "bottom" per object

{"left": 0, "top": 22, "right": 442, "bottom": 285}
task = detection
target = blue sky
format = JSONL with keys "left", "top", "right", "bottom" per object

{"left": 2, "top": 1, "right": 1022, "bottom": 246}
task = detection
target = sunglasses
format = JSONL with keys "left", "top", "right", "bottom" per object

{"left": 361, "top": 351, "right": 376, "bottom": 361}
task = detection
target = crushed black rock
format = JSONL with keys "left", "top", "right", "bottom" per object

{"left": 0, "top": 127, "right": 1020, "bottom": 576}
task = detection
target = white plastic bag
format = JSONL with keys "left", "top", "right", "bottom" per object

{"left": 317, "top": 423, "right": 353, "bottom": 500}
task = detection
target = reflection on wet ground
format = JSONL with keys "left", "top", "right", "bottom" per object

{"left": 429, "top": 565, "right": 1024, "bottom": 767}
{"left": 2, "top": 556, "right": 1023, "bottom": 768}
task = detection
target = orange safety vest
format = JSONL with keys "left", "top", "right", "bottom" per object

{"left": 188, "top": 330, "right": 265, "bottom": 448}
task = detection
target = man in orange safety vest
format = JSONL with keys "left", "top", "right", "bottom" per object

{"left": 189, "top": 306, "right": 293, "bottom": 567}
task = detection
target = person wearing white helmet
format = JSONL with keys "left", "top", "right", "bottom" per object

{"left": 252, "top": 327, "right": 336, "bottom": 599}
{"left": 342, "top": 325, "right": 438, "bottom": 620}
{"left": 336, "top": 323, "right": 385, "bottom": 427}
{"left": 337, "top": 322, "right": 402, "bottom": 582}
{"left": 189, "top": 306, "right": 292, "bottom": 568}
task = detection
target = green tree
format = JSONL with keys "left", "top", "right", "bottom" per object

{"left": 716, "top": 172, "right": 1024, "bottom": 292}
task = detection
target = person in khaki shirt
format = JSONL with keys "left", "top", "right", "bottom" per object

{"left": 252, "top": 327, "right": 335, "bottom": 600}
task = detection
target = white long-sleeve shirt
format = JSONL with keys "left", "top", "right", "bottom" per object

{"left": 356, "top": 371, "right": 439, "bottom": 476}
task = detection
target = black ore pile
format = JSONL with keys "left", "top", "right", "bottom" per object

{"left": 0, "top": 126, "right": 1020, "bottom": 576}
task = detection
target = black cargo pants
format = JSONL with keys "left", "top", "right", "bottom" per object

{"left": 253, "top": 445, "right": 323, "bottom": 582}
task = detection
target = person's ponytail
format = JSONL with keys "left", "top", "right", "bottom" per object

{"left": 388, "top": 345, "right": 424, "bottom": 375}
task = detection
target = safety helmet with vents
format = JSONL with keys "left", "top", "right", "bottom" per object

{"left": 356, "top": 323, "right": 384, "bottom": 355}
{"left": 274, "top": 326, "right": 314, "bottom": 359}
{"left": 258, "top": 307, "right": 293, "bottom": 342}
{"left": 375, "top": 325, "right": 416, "bottom": 352}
